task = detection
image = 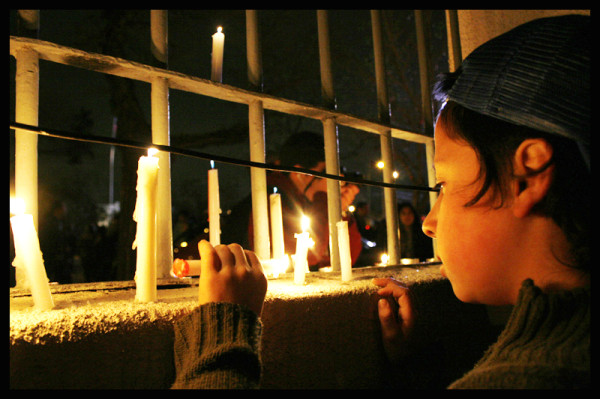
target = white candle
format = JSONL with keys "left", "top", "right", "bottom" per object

{"left": 270, "top": 192, "right": 285, "bottom": 260}
{"left": 171, "top": 258, "right": 201, "bottom": 278}
{"left": 132, "top": 148, "right": 160, "bottom": 303}
{"left": 208, "top": 164, "right": 221, "bottom": 246}
{"left": 10, "top": 198, "right": 54, "bottom": 310}
{"left": 337, "top": 220, "right": 353, "bottom": 282}
{"left": 293, "top": 215, "right": 313, "bottom": 285}
{"left": 211, "top": 26, "right": 225, "bottom": 82}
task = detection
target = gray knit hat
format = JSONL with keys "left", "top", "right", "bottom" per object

{"left": 446, "top": 15, "right": 590, "bottom": 168}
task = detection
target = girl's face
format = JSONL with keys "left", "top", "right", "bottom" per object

{"left": 399, "top": 206, "right": 415, "bottom": 227}
{"left": 422, "top": 121, "right": 523, "bottom": 305}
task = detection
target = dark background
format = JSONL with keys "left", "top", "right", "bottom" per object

{"left": 9, "top": 10, "right": 448, "bottom": 283}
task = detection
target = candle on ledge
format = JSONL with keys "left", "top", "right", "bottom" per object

{"left": 336, "top": 220, "right": 353, "bottom": 282}
{"left": 132, "top": 148, "right": 160, "bottom": 303}
{"left": 171, "top": 258, "right": 201, "bottom": 278}
{"left": 10, "top": 198, "right": 54, "bottom": 310}
{"left": 293, "top": 215, "right": 313, "bottom": 285}
{"left": 270, "top": 190, "right": 285, "bottom": 261}
{"left": 208, "top": 161, "right": 221, "bottom": 246}
{"left": 211, "top": 26, "right": 225, "bottom": 82}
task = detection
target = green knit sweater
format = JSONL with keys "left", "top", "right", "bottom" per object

{"left": 171, "top": 280, "right": 590, "bottom": 389}
{"left": 448, "top": 279, "right": 590, "bottom": 389}
{"left": 171, "top": 302, "right": 263, "bottom": 389}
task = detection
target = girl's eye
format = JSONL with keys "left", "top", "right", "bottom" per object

{"left": 434, "top": 182, "right": 445, "bottom": 192}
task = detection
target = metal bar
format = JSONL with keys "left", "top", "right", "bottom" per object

{"left": 445, "top": 10, "right": 462, "bottom": 72}
{"left": 371, "top": 10, "right": 400, "bottom": 265}
{"left": 414, "top": 10, "right": 433, "bottom": 136}
{"left": 10, "top": 122, "right": 441, "bottom": 194}
{"left": 246, "top": 10, "right": 270, "bottom": 261}
{"left": 317, "top": 10, "right": 342, "bottom": 272}
{"left": 10, "top": 36, "right": 432, "bottom": 145}
{"left": 150, "top": 10, "right": 173, "bottom": 278}
{"left": 415, "top": 10, "right": 438, "bottom": 260}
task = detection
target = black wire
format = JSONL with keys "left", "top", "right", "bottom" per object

{"left": 10, "top": 121, "right": 439, "bottom": 193}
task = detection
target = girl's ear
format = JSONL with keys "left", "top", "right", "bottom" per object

{"left": 511, "top": 139, "right": 554, "bottom": 218}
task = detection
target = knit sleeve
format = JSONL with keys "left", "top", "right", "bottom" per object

{"left": 171, "top": 302, "right": 263, "bottom": 389}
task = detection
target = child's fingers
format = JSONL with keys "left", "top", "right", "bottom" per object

{"left": 378, "top": 298, "right": 400, "bottom": 341}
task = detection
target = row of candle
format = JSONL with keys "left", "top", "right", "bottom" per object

{"left": 10, "top": 26, "right": 352, "bottom": 309}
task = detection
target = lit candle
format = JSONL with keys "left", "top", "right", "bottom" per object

{"left": 380, "top": 253, "right": 389, "bottom": 266}
{"left": 208, "top": 162, "right": 221, "bottom": 246}
{"left": 270, "top": 191, "right": 285, "bottom": 261}
{"left": 336, "top": 220, "right": 353, "bottom": 282}
{"left": 132, "top": 148, "right": 160, "bottom": 303}
{"left": 293, "top": 215, "right": 313, "bottom": 285}
{"left": 261, "top": 256, "right": 290, "bottom": 279}
{"left": 211, "top": 26, "right": 224, "bottom": 82}
{"left": 10, "top": 198, "right": 54, "bottom": 310}
{"left": 171, "top": 258, "right": 201, "bottom": 278}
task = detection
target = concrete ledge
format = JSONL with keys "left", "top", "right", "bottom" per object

{"left": 10, "top": 264, "right": 497, "bottom": 389}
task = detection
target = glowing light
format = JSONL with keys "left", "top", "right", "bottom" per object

{"left": 348, "top": 204, "right": 355, "bottom": 213}
{"left": 376, "top": 161, "right": 385, "bottom": 169}
{"left": 148, "top": 147, "right": 159, "bottom": 157}
{"left": 301, "top": 214, "right": 310, "bottom": 232}
{"left": 380, "top": 253, "right": 389, "bottom": 266}
{"left": 10, "top": 197, "right": 25, "bottom": 215}
{"left": 392, "top": 171, "right": 399, "bottom": 179}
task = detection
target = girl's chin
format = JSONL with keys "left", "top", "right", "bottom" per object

{"left": 439, "top": 264, "right": 446, "bottom": 278}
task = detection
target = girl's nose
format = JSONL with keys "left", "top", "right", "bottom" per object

{"left": 422, "top": 202, "right": 437, "bottom": 239}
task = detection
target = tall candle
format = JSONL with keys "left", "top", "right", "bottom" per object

{"left": 132, "top": 148, "right": 159, "bottom": 303}
{"left": 270, "top": 192, "right": 285, "bottom": 260}
{"left": 211, "top": 26, "right": 224, "bottom": 82}
{"left": 337, "top": 220, "right": 353, "bottom": 282}
{"left": 293, "top": 215, "right": 313, "bottom": 285}
{"left": 208, "top": 163, "right": 221, "bottom": 246}
{"left": 10, "top": 198, "right": 54, "bottom": 310}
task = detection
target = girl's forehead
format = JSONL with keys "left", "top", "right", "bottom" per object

{"left": 433, "top": 124, "right": 477, "bottom": 171}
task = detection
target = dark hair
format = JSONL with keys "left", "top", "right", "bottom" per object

{"left": 434, "top": 72, "right": 590, "bottom": 272}
{"left": 279, "top": 131, "right": 325, "bottom": 169}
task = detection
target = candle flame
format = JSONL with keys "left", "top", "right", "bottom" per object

{"left": 148, "top": 147, "right": 159, "bottom": 157}
{"left": 10, "top": 197, "right": 25, "bottom": 216}
{"left": 217, "top": 26, "right": 222, "bottom": 33}
{"left": 376, "top": 161, "right": 385, "bottom": 169}
{"left": 381, "top": 253, "right": 389, "bottom": 265}
{"left": 301, "top": 215, "right": 310, "bottom": 232}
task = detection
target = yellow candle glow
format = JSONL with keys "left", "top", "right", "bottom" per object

{"left": 10, "top": 197, "right": 54, "bottom": 310}
{"left": 132, "top": 148, "right": 160, "bottom": 303}
{"left": 294, "top": 215, "right": 313, "bottom": 285}
{"left": 211, "top": 26, "right": 225, "bottom": 82}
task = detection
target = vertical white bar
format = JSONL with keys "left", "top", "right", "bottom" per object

{"left": 246, "top": 10, "right": 270, "bottom": 261}
{"left": 150, "top": 10, "right": 173, "bottom": 278}
{"left": 317, "top": 10, "right": 342, "bottom": 271}
{"left": 371, "top": 10, "right": 400, "bottom": 264}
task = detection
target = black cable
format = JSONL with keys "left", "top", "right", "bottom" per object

{"left": 10, "top": 121, "right": 439, "bottom": 193}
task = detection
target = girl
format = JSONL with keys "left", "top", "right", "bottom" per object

{"left": 374, "top": 15, "right": 590, "bottom": 388}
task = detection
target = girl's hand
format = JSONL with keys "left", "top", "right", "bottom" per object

{"left": 198, "top": 240, "right": 268, "bottom": 316}
{"left": 372, "top": 277, "right": 416, "bottom": 363}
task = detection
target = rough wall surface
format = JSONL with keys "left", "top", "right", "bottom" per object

{"left": 10, "top": 266, "right": 498, "bottom": 389}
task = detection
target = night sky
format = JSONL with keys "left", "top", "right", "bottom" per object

{"left": 10, "top": 10, "right": 448, "bottom": 258}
